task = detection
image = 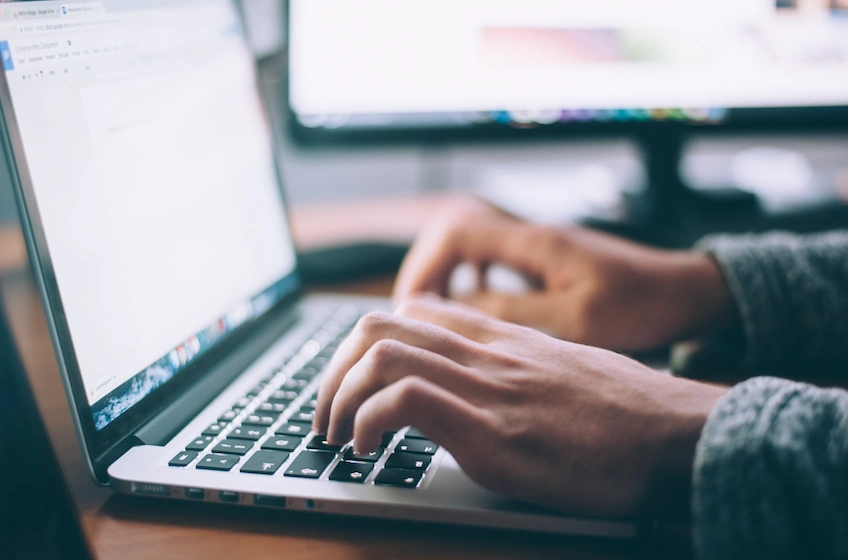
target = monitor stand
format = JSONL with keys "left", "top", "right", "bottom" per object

{"left": 584, "top": 129, "right": 848, "bottom": 248}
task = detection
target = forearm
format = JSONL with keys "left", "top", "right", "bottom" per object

{"left": 696, "top": 231, "right": 848, "bottom": 370}
{"left": 692, "top": 377, "right": 848, "bottom": 560}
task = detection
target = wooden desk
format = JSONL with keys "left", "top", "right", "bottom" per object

{"left": 0, "top": 196, "right": 691, "bottom": 560}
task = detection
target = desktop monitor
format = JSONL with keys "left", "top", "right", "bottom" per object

{"left": 287, "top": 0, "right": 848, "bottom": 239}
{"left": 288, "top": 0, "right": 848, "bottom": 140}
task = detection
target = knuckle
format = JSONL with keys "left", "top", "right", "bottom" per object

{"left": 367, "top": 338, "right": 404, "bottom": 369}
{"left": 356, "top": 311, "right": 394, "bottom": 338}
{"left": 394, "top": 376, "right": 427, "bottom": 410}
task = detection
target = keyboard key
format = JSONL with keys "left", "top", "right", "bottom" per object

{"left": 235, "top": 396, "right": 252, "bottom": 408}
{"left": 256, "top": 401, "right": 287, "bottom": 414}
{"left": 405, "top": 427, "right": 428, "bottom": 440}
{"left": 186, "top": 436, "right": 214, "bottom": 451}
{"left": 218, "top": 409, "right": 239, "bottom": 423}
{"left": 276, "top": 421, "right": 311, "bottom": 437}
{"left": 169, "top": 450, "right": 197, "bottom": 467}
{"left": 316, "top": 347, "right": 337, "bottom": 360}
{"left": 242, "top": 414, "right": 277, "bottom": 427}
{"left": 303, "top": 398, "right": 318, "bottom": 410}
{"left": 381, "top": 432, "right": 397, "bottom": 447}
{"left": 196, "top": 454, "right": 240, "bottom": 471}
{"left": 268, "top": 390, "right": 298, "bottom": 404}
{"left": 246, "top": 385, "right": 265, "bottom": 397}
{"left": 290, "top": 409, "right": 315, "bottom": 423}
{"left": 292, "top": 367, "right": 319, "bottom": 381}
{"left": 202, "top": 422, "right": 228, "bottom": 437}
{"left": 280, "top": 378, "right": 309, "bottom": 391}
{"left": 308, "top": 356, "right": 329, "bottom": 368}
{"left": 374, "top": 468, "right": 423, "bottom": 488}
{"left": 261, "top": 435, "right": 302, "bottom": 452}
{"left": 385, "top": 452, "right": 431, "bottom": 471}
{"left": 212, "top": 439, "right": 254, "bottom": 455}
{"left": 240, "top": 450, "right": 289, "bottom": 475}
{"left": 343, "top": 447, "right": 384, "bottom": 463}
{"left": 396, "top": 438, "right": 438, "bottom": 455}
{"left": 229, "top": 427, "right": 266, "bottom": 441}
{"left": 329, "top": 461, "right": 373, "bottom": 483}
{"left": 306, "top": 435, "right": 343, "bottom": 452}
{"left": 284, "top": 450, "right": 336, "bottom": 479}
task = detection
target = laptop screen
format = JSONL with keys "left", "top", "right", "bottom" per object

{"left": 0, "top": 0, "right": 299, "bottom": 430}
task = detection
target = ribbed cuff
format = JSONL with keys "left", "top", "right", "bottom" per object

{"left": 695, "top": 235, "right": 789, "bottom": 368}
{"left": 692, "top": 377, "right": 804, "bottom": 560}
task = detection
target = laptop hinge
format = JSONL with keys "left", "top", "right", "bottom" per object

{"left": 132, "top": 304, "right": 302, "bottom": 447}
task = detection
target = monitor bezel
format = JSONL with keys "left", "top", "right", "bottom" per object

{"left": 0, "top": 0, "right": 303, "bottom": 484}
{"left": 288, "top": 102, "right": 848, "bottom": 147}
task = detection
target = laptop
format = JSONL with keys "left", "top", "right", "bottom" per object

{"left": 0, "top": 0, "right": 637, "bottom": 538}
{"left": 0, "top": 293, "right": 95, "bottom": 559}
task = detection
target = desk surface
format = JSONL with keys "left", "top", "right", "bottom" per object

{"left": 0, "top": 196, "right": 690, "bottom": 560}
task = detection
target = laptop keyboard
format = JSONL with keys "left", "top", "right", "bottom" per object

{"left": 167, "top": 306, "right": 439, "bottom": 489}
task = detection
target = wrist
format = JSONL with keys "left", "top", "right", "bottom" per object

{"left": 642, "top": 379, "right": 729, "bottom": 520}
{"left": 665, "top": 251, "right": 741, "bottom": 341}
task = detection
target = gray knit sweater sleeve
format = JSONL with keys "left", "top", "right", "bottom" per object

{"left": 695, "top": 231, "right": 848, "bottom": 370}
{"left": 690, "top": 231, "right": 848, "bottom": 559}
{"left": 693, "top": 377, "right": 848, "bottom": 559}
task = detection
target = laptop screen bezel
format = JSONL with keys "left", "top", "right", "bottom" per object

{"left": 0, "top": 0, "right": 304, "bottom": 483}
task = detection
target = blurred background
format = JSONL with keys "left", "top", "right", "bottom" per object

{"left": 3, "top": 0, "right": 848, "bottom": 245}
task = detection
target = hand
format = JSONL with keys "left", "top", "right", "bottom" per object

{"left": 393, "top": 197, "right": 738, "bottom": 352}
{"left": 314, "top": 295, "right": 728, "bottom": 519}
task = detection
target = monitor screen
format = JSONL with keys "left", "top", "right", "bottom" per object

{"left": 0, "top": 0, "right": 298, "bottom": 430}
{"left": 289, "top": 0, "right": 848, "bottom": 133}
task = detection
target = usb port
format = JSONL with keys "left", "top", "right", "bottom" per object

{"left": 219, "top": 491, "right": 239, "bottom": 503}
{"left": 185, "top": 488, "right": 205, "bottom": 500}
{"left": 254, "top": 494, "right": 286, "bottom": 508}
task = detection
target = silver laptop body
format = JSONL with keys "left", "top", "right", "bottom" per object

{"left": 0, "top": 0, "right": 637, "bottom": 538}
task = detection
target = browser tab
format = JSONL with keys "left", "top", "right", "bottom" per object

{"left": 11, "top": 5, "right": 62, "bottom": 20}
{"left": 60, "top": 3, "right": 106, "bottom": 17}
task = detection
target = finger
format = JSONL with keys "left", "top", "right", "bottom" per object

{"left": 393, "top": 221, "right": 551, "bottom": 304}
{"left": 351, "top": 375, "right": 485, "bottom": 456}
{"left": 460, "top": 292, "right": 559, "bottom": 333}
{"left": 313, "top": 311, "right": 482, "bottom": 434}
{"left": 392, "top": 223, "right": 464, "bottom": 303}
{"left": 326, "top": 339, "right": 485, "bottom": 445}
{"left": 395, "top": 293, "right": 505, "bottom": 343}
